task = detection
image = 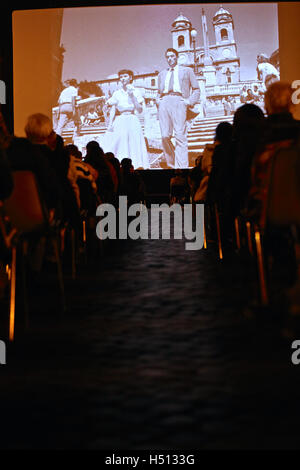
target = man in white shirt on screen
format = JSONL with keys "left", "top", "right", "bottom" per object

{"left": 157, "top": 48, "right": 200, "bottom": 169}
{"left": 55, "top": 79, "right": 79, "bottom": 137}
{"left": 256, "top": 53, "right": 280, "bottom": 91}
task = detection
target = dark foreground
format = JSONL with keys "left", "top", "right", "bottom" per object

{"left": 1, "top": 233, "right": 300, "bottom": 450}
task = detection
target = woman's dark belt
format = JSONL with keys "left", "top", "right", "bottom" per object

{"left": 119, "top": 110, "right": 135, "bottom": 115}
{"left": 161, "top": 92, "right": 183, "bottom": 97}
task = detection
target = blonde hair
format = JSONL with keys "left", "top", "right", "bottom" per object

{"left": 264, "top": 81, "right": 294, "bottom": 115}
{"left": 24, "top": 113, "right": 53, "bottom": 144}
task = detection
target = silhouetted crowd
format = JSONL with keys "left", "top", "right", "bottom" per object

{"left": 188, "top": 81, "right": 300, "bottom": 318}
{"left": 165, "top": 81, "right": 300, "bottom": 320}
{"left": 0, "top": 110, "right": 146, "bottom": 304}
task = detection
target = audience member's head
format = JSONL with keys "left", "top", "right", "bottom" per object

{"left": 233, "top": 104, "right": 265, "bottom": 136}
{"left": 86, "top": 140, "right": 101, "bottom": 152}
{"left": 105, "top": 152, "right": 121, "bottom": 169}
{"left": 48, "top": 132, "right": 63, "bottom": 151}
{"left": 65, "top": 144, "right": 81, "bottom": 159}
{"left": 215, "top": 121, "right": 233, "bottom": 144}
{"left": 264, "top": 81, "right": 294, "bottom": 115}
{"left": 86, "top": 141, "right": 106, "bottom": 161}
{"left": 121, "top": 158, "right": 133, "bottom": 173}
{"left": 121, "top": 158, "right": 132, "bottom": 167}
{"left": 25, "top": 113, "right": 54, "bottom": 146}
{"left": 85, "top": 140, "right": 108, "bottom": 174}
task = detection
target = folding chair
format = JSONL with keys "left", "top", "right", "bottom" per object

{"left": 3, "top": 171, "right": 65, "bottom": 341}
{"left": 254, "top": 226, "right": 269, "bottom": 306}
{"left": 234, "top": 216, "right": 241, "bottom": 252}
{"left": 170, "top": 185, "right": 188, "bottom": 206}
{"left": 214, "top": 203, "right": 223, "bottom": 260}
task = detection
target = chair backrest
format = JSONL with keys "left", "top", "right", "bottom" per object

{"left": 3, "top": 171, "right": 48, "bottom": 233}
{"left": 268, "top": 138, "right": 300, "bottom": 227}
{"left": 77, "top": 178, "right": 97, "bottom": 212}
{"left": 170, "top": 184, "right": 187, "bottom": 197}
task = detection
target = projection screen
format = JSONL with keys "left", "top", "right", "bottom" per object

{"left": 13, "top": 3, "right": 281, "bottom": 169}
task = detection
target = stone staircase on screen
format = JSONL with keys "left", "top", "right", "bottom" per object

{"left": 187, "top": 114, "right": 233, "bottom": 155}
{"left": 61, "top": 114, "right": 233, "bottom": 160}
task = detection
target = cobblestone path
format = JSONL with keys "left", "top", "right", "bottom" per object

{"left": 1, "top": 235, "right": 300, "bottom": 449}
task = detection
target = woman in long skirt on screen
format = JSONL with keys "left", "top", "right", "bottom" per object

{"left": 99, "top": 69, "right": 149, "bottom": 169}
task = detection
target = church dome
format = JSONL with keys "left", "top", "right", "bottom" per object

{"left": 213, "top": 6, "right": 232, "bottom": 22}
{"left": 215, "top": 6, "right": 231, "bottom": 16}
{"left": 172, "top": 13, "right": 191, "bottom": 29}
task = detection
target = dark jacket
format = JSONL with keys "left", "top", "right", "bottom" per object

{"left": 263, "top": 112, "right": 300, "bottom": 144}
{"left": 0, "top": 147, "right": 13, "bottom": 200}
{"left": 6, "top": 137, "right": 60, "bottom": 211}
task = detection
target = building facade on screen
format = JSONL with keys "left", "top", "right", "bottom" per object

{"left": 56, "top": 7, "right": 243, "bottom": 107}
{"left": 97, "top": 8, "right": 241, "bottom": 99}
